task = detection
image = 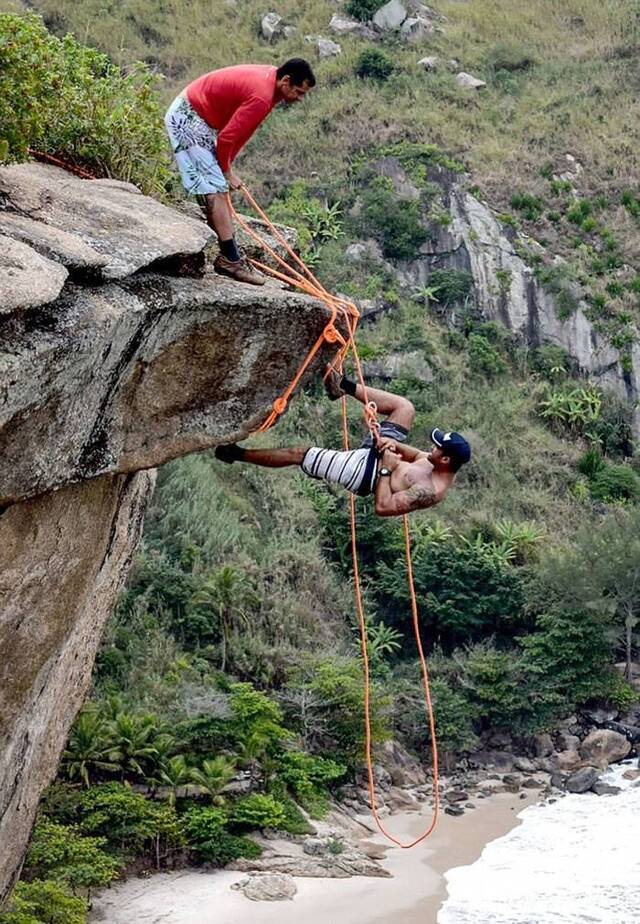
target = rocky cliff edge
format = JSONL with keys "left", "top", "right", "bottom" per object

{"left": 0, "top": 163, "right": 339, "bottom": 902}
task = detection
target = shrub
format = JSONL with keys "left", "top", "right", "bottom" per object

{"left": 468, "top": 333, "right": 508, "bottom": 378}
{"left": 426, "top": 269, "right": 474, "bottom": 307}
{"left": 519, "top": 610, "right": 630, "bottom": 727}
{"left": 345, "top": 0, "right": 386, "bottom": 20}
{"left": 590, "top": 464, "right": 640, "bottom": 503}
{"left": 487, "top": 42, "right": 537, "bottom": 73}
{"left": 460, "top": 643, "right": 532, "bottom": 730}
{"left": 25, "top": 820, "right": 121, "bottom": 896}
{"left": 275, "top": 750, "right": 346, "bottom": 800}
{"left": 577, "top": 448, "right": 605, "bottom": 479}
{"left": 180, "top": 806, "right": 262, "bottom": 865}
{"left": 229, "top": 794, "right": 287, "bottom": 830}
{"left": 378, "top": 539, "right": 525, "bottom": 650}
{"left": 355, "top": 48, "right": 395, "bottom": 83}
{"left": 0, "top": 880, "right": 87, "bottom": 924}
{"left": 510, "top": 192, "right": 543, "bottom": 221}
{"left": 0, "top": 13, "right": 170, "bottom": 195}
{"left": 358, "top": 178, "right": 428, "bottom": 260}
{"left": 75, "top": 783, "right": 182, "bottom": 859}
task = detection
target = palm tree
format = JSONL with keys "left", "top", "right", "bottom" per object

{"left": 62, "top": 709, "right": 118, "bottom": 788}
{"left": 160, "top": 755, "right": 192, "bottom": 806}
{"left": 106, "top": 712, "right": 160, "bottom": 782}
{"left": 189, "top": 756, "right": 236, "bottom": 805}
{"left": 191, "top": 566, "right": 257, "bottom": 671}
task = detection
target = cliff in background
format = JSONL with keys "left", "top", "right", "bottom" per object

{"left": 0, "top": 164, "right": 338, "bottom": 902}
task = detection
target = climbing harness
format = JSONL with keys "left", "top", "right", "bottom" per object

{"left": 234, "top": 186, "right": 440, "bottom": 847}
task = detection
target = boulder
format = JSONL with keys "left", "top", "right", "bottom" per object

{"left": 592, "top": 782, "right": 621, "bottom": 797}
{"left": 456, "top": 72, "right": 487, "bottom": 90}
{"left": 418, "top": 56, "right": 439, "bottom": 71}
{"left": 316, "top": 37, "right": 342, "bottom": 58}
{"left": 229, "top": 850, "right": 391, "bottom": 879}
{"left": 386, "top": 787, "right": 418, "bottom": 811}
{"left": 329, "top": 14, "right": 375, "bottom": 39}
{"left": 444, "top": 790, "right": 469, "bottom": 804}
{"left": 556, "top": 732, "right": 581, "bottom": 752}
{"left": 522, "top": 777, "right": 545, "bottom": 789}
{"left": 0, "top": 164, "right": 213, "bottom": 282}
{"left": 513, "top": 757, "right": 537, "bottom": 773}
{"left": 533, "top": 733, "right": 554, "bottom": 758}
{"left": 0, "top": 212, "right": 107, "bottom": 277}
{"left": 477, "top": 779, "right": 506, "bottom": 794}
{"left": 261, "top": 12, "right": 284, "bottom": 42}
{"left": 584, "top": 707, "right": 618, "bottom": 725}
{"left": 550, "top": 773, "right": 566, "bottom": 790}
{"left": 373, "top": 0, "right": 408, "bottom": 31}
{"left": 400, "top": 16, "right": 435, "bottom": 42}
{"left": 231, "top": 873, "right": 297, "bottom": 901}
{"left": 579, "top": 729, "right": 631, "bottom": 769}
{"left": 553, "top": 750, "right": 583, "bottom": 772}
{"left": 0, "top": 233, "right": 68, "bottom": 314}
{"left": 566, "top": 767, "right": 600, "bottom": 794}
{"left": 303, "top": 837, "right": 344, "bottom": 857}
{"left": 469, "top": 750, "right": 515, "bottom": 773}
{"left": 623, "top": 768, "right": 640, "bottom": 780}
{"left": 444, "top": 805, "right": 464, "bottom": 816}
{"left": 381, "top": 739, "right": 427, "bottom": 787}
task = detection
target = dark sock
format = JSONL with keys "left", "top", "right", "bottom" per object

{"left": 340, "top": 375, "right": 357, "bottom": 397}
{"left": 215, "top": 443, "right": 246, "bottom": 464}
{"left": 219, "top": 238, "right": 240, "bottom": 262}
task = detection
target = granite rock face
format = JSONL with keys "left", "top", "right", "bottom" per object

{"left": 0, "top": 163, "right": 341, "bottom": 904}
{"left": 376, "top": 156, "right": 640, "bottom": 433}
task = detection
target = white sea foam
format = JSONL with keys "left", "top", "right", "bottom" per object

{"left": 438, "top": 760, "right": 640, "bottom": 924}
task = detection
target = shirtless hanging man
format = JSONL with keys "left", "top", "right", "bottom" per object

{"left": 214, "top": 368, "right": 471, "bottom": 517}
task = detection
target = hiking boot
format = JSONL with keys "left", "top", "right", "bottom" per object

{"left": 215, "top": 444, "right": 246, "bottom": 464}
{"left": 214, "top": 254, "right": 265, "bottom": 286}
{"left": 323, "top": 364, "right": 346, "bottom": 401}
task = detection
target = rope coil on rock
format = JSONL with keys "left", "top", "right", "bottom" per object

{"left": 235, "top": 186, "right": 440, "bottom": 847}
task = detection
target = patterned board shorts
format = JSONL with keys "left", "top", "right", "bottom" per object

{"left": 300, "top": 420, "right": 410, "bottom": 498}
{"left": 164, "top": 95, "right": 229, "bottom": 196}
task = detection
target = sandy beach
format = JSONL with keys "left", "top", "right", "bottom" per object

{"left": 90, "top": 791, "right": 539, "bottom": 924}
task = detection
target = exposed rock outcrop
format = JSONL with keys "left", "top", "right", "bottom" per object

{"left": 375, "top": 156, "right": 640, "bottom": 432}
{"left": 0, "top": 164, "right": 340, "bottom": 904}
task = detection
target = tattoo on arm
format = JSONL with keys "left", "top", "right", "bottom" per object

{"left": 404, "top": 484, "right": 437, "bottom": 511}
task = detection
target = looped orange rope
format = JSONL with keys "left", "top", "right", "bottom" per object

{"left": 233, "top": 187, "right": 440, "bottom": 847}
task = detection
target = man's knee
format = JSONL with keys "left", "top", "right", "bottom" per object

{"left": 394, "top": 395, "right": 415, "bottom": 425}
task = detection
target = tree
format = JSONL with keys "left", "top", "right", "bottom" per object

{"left": 189, "top": 757, "right": 236, "bottom": 805}
{"left": 106, "top": 712, "right": 160, "bottom": 781}
{"left": 377, "top": 538, "right": 524, "bottom": 650}
{"left": 191, "top": 566, "right": 257, "bottom": 671}
{"left": 536, "top": 510, "right": 640, "bottom": 680}
{"left": 159, "top": 755, "right": 191, "bottom": 806}
{"left": 61, "top": 709, "right": 118, "bottom": 788}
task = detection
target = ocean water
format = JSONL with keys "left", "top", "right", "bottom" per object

{"left": 438, "top": 760, "right": 640, "bottom": 924}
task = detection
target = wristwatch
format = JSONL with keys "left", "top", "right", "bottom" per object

{"left": 379, "top": 467, "right": 391, "bottom": 477}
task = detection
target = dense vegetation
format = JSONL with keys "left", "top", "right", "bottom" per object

{"left": 1, "top": 5, "right": 639, "bottom": 921}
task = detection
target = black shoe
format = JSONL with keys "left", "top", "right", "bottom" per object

{"left": 215, "top": 443, "right": 245, "bottom": 464}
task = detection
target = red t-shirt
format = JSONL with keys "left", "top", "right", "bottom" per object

{"left": 185, "top": 64, "right": 280, "bottom": 172}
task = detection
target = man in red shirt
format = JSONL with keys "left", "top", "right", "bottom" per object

{"left": 165, "top": 59, "right": 316, "bottom": 285}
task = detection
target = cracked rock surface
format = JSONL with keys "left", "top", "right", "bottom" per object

{"left": 0, "top": 163, "right": 340, "bottom": 903}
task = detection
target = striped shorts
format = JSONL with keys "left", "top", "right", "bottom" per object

{"left": 300, "top": 421, "right": 409, "bottom": 497}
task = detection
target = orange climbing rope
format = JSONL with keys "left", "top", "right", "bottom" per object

{"left": 233, "top": 186, "right": 440, "bottom": 846}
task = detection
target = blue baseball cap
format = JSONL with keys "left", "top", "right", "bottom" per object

{"left": 431, "top": 428, "right": 471, "bottom": 466}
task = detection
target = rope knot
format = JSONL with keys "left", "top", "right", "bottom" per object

{"left": 272, "top": 396, "right": 288, "bottom": 415}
